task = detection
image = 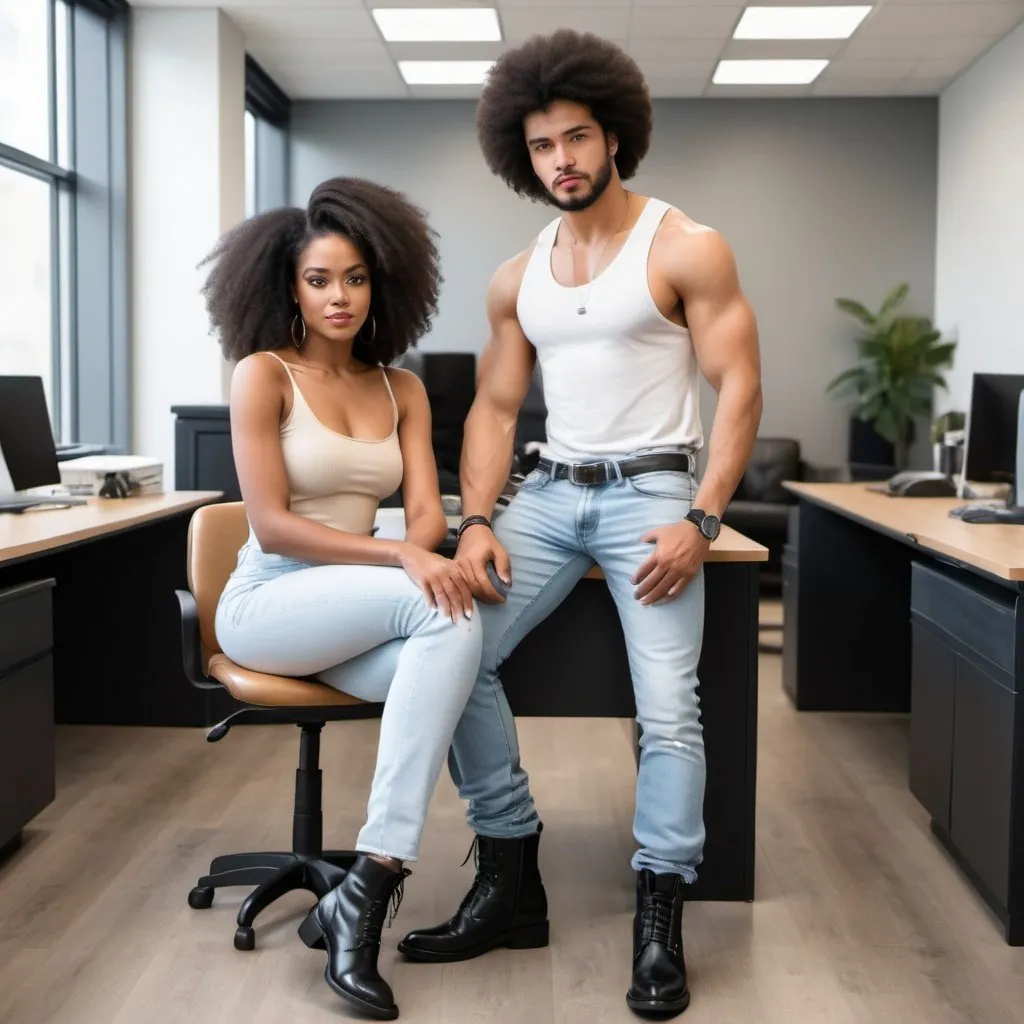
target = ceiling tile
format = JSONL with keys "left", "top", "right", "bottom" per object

{"left": 811, "top": 78, "right": 901, "bottom": 96}
{"left": 721, "top": 39, "right": 847, "bottom": 60}
{"left": 908, "top": 55, "right": 976, "bottom": 77}
{"left": 629, "top": 6, "right": 743, "bottom": 38}
{"left": 497, "top": 0, "right": 630, "bottom": 7}
{"left": 841, "top": 33, "right": 1001, "bottom": 60}
{"left": 855, "top": 3, "right": 1024, "bottom": 37}
{"left": 385, "top": 42, "right": 506, "bottom": 61}
{"left": 635, "top": 59, "right": 717, "bottom": 80}
{"left": 628, "top": 38, "right": 724, "bottom": 61}
{"left": 819, "top": 58, "right": 917, "bottom": 80}
{"left": 499, "top": 6, "right": 631, "bottom": 39}
{"left": 228, "top": 5, "right": 379, "bottom": 39}
{"left": 647, "top": 79, "right": 708, "bottom": 98}
{"left": 246, "top": 37, "right": 394, "bottom": 70}
{"left": 408, "top": 84, "right": 492, "bottom": 98}
{"left": 705, "top": 83, "right": 813, "bottom": 97}
{"left": 894, "top": 77, "right": 949, "bottom": 94}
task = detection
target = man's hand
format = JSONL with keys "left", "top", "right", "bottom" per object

{"left": 631, "top": 521, "right": 710, "bottom": 606}
{"left": 455, "top": 525, "right": 512, "bottom": 604}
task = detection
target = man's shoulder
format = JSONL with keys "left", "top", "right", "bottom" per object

{"left": 489, "top": 242, "right": 536, "bottom": 301}
{"left": 653, "top": 206, "right": 735, "bottom": 280}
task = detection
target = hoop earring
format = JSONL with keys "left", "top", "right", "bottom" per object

{"left": 370, "top": 315, "right": 377, "bottom": 344}
{"left": 291, "top": 314, "right": 307, "bottom": 349}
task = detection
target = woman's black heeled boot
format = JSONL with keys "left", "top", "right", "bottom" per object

{"left": 298, "top": 855, "right": 410, "bottom": 1021}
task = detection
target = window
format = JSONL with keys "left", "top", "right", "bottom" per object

{"left": 245, "top": 56, "right": 290, "bottom": 216}
{"left": 0, "top": 0, "right": 128, "bottom": 446}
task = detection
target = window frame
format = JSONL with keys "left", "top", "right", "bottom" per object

{"left": 0, "top": 0, "right": 128, "bottom": 447}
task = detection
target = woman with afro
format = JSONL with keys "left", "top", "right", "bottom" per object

{"left": 201, "top": 176, "right": 482, "bottom": 1019}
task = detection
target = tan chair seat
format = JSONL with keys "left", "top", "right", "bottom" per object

{"left": 207, "top": 653, "right": 364, "bottom": 708}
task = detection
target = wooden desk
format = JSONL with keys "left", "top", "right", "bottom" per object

{"left": 499, "top": 527, "right": 767, "bottom": 904}
{"left": 0, "top": 491, "right": 223, "bottom": 728}
{"left": 783, "top": 482, "right": 1024, "bottom": 582}
{"left": 781, "top": 481, "right": 1024, "bottom": 944}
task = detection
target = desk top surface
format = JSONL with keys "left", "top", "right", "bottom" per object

{"left": 0, "top": 491, "right": 222, "bottom": 565}
{"left": 785, "top": 481, "right": 1024, "bottom": 582}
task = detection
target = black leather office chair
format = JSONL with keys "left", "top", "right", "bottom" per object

{"left": 176, "top": 502, "right": 377, "bottom": 950}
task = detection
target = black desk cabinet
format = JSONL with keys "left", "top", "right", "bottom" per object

{"left": 0, "top": 578, "right": 56, "bottom": 859}
{"left": 172, "top": 405, "right": 240, "bottom": 500}
{"left": 909, "top": 560, "right": 1024, "bottom": 945}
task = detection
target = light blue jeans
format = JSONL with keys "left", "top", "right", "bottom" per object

{"left": 214, "top": 536, "right": 483, "bottom": 863}
{"left": 448, "top": 464, "right": 706, "bottom": 882}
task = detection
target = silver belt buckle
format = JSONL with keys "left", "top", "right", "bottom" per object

{"left": 568, "top": 461, "right": 610, "bottom": 485}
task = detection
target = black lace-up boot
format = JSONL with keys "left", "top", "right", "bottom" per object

{"left": 298, "top": 855, "right": 410, "bottom": 1020}
{"left": 397, "top": 824, "right": 548, "bottom": 962}
{"left": 626, "top": 869, "right": 690, "bottom": 1017}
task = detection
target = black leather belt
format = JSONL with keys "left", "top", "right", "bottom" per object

{"left": 537, "top": 452, "right": 695, "bottom": 486}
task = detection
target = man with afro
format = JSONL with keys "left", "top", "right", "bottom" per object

{"left": 398, "top": 30, "right": 763, "bottom": 1017}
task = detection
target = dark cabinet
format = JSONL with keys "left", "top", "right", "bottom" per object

{"left": 0, "top": 579, "right": 56, "bottom": 859}
{"left": 909, "top": 560, "right": 1022, "bottom": 943}
{"left": 171, "top": 405, "right": 239, "bottom": 500}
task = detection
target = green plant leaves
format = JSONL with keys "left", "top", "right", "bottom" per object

{"left": 828, "top": 283, "right": 956, "bottom": 465}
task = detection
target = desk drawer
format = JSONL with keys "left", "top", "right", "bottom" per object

{"left": 0, "top": 579, "right": 55, "bottom": 673}
{"left": 910, "top": 561, "right": 1017, "bottom": 684}
{"left": 0, "top": 654, "right": 56, "bottom": 843}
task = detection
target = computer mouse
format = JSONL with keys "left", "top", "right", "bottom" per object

{"left": 960, "top": 507, "right": 1006, "bottom": 523}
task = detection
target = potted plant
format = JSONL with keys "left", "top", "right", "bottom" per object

{"left": 826, "top": 283, "right": 956, "bottom": 471}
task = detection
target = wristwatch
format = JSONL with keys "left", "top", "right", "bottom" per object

{"left": 684, "top": 508, "right": 721, "bottom": 541}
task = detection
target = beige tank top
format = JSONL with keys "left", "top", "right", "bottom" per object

{"left": 262, "top": 351, "right": 404, "bottom": 537}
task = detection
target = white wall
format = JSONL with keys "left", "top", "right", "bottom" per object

{"left": 130, "top": 8, "right": 245, "bottom": 484}
{"left": 935, "top": 21, "right": 1024, "bottom": 416}
{"left": 292, "top": 98, "right": 939, "bottom": 468}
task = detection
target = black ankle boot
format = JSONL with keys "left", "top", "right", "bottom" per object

{"left": 298, "top": 856, "right": 410, "bottom": 1021}
{"left": 626, "top": 870, "right": 690, "bottom": 1017}
{"left": 397, "top": 824, "right": 548, "bottom": 962}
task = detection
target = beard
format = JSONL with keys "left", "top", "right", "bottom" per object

{"left": 547, "top": 155, "right": 614, "bottom": 212}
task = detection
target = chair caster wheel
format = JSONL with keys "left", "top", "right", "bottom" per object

{"left": 188, "top": 886, "right": 214, "bottom": 910}
{"left": 234, "top": 925, "right": 256, "bottom": 951}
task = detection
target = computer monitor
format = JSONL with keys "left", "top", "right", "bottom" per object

{"left": 963, "top": 373, "right": 1024, "bottom": 500}
{"left": 0, "top": 376, "right": 85, "bottom": 512}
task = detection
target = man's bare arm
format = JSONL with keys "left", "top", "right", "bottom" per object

{"left": 460, "top": 253, "right": 536, "bottom": 520}
{"left": 673, "top": 228, "right": 762, "bottom": 519}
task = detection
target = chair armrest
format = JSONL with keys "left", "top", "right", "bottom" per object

{"left": 175, "top": 588, "right": 219, "bottom": 690}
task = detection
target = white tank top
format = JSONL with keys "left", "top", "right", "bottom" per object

{"left": 515, "top": 196, "right": 703, "bottom": 461}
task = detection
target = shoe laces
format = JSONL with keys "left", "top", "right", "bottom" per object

{"left": 357, "top": 869, "right": 409, "bottom": 946}
{"left": 456, "top": 836, "right": 501, "bottom": 914}
{"left": 639, "top": 891, "right": 676, "bottom": 950}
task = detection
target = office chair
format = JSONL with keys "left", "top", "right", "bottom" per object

{"left": 176, "top": 502, "right": 372, "bottom": 951}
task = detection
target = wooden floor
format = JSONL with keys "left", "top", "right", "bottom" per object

{"left": 2, "top": 644, "right": 1024, "bottom": 1022}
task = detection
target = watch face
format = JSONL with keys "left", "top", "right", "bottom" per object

{"left": 702, "top": 514, "right": 721, "bottom": 540}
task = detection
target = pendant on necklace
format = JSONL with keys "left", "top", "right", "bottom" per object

{"left": 577, "top": 306, "right": 587, "bottom": 315}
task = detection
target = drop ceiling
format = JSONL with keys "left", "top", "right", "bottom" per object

{"left": 128, "top": 1, "right": 1024, "bottom": 100}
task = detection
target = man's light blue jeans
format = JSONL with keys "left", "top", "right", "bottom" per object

{"left": 214, "top": 542, "right": 483, "bottom": 864}
{"left": 449, "top": 463, "right": 706, "bottom": 882}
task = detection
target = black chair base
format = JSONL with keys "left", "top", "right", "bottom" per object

{"left": 189, "top": 849, "right": 358, "bottom": 950}
{"left": 187, "top": 716, "right": 359, "bottom": 950}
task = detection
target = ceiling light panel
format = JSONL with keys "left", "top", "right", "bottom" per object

{"left": 373, "top": 7, "right": 501, "bottom": 43}
{"left": 733, "top": 6, "right": 872, "bottom": 41}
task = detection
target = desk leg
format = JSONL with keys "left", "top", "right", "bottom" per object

{"left": 784, "top": 500, "right": 911, "bottom": 712}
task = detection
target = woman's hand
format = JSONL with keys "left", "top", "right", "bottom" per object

{"left": 398, "top": 545, "right": 475, "bottom": 622}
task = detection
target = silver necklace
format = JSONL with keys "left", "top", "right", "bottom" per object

{"left": 561, "top": 192, "right": 632, "bottom": 315}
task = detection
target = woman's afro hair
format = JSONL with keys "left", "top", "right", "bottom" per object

{"left": 200, "top": 177, "right": 441, "bottom": 364}
{"left": 476, "top": 29, "right": 652, "bottom": 202}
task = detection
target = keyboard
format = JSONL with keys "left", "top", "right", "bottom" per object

{"left": 0, "top": 493, "right": 88, "bottom": 513}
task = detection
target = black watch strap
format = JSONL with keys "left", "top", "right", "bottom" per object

{"left": 457, "top": 514, "right": 492, "bottom": 540}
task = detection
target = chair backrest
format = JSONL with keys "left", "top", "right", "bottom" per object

{"left": 187, "top": 501, "right": 250, "bottom": 657}
{"left": 734, "top": 438, "right": 802, "bottom": 504}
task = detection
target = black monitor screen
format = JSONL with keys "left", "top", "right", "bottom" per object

{"left": 964, "top": 372, "right": 1024, "bottom": 487}
{"left": 0, "top": 376, "right": 60, "bottom": 492}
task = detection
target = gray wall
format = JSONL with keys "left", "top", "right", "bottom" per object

{"left": 291, "top": 98, "right": 938, "bottom": 468}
